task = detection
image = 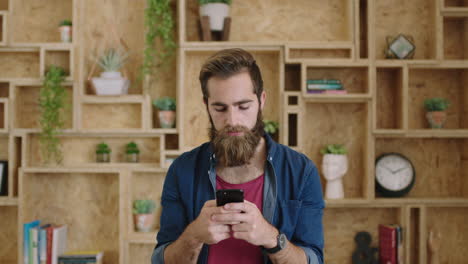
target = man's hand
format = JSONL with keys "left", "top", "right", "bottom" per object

{"left": 187, "top": 200, "right": 234, "bottom": 244}
{"left": 212, "top": 200, "right": 278, "bottom": 247}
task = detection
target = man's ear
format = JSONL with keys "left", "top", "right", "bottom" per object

{"left": 260, "top": 91, "right": 266, "bottom": 110}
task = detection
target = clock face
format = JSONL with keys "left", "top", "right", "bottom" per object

{"left": 375, "top": 153, "right": 415, "bottom": 197}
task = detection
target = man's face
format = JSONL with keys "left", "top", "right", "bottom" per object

{"left": 206, "top": 71, "right": 266, "bottom": 167}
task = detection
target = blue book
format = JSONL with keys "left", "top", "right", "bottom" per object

{"left": 39, "top": 224, "right": 51, "bottom": 264}
{"left": 306, "top": 79, "right": 341, "bottom": 84}
{"left": 307, "top": 84, "right": 343, "bottom": 90}
{"left": 24, "top": 220, "right": 41, "bottom": 264}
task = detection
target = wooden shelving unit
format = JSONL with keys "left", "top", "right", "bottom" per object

{"left": 0, "top": 0, "right": 467, "bottom": 264}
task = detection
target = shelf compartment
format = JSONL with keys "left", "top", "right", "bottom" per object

{"left": 302, "top": 102, "right": 370, "bottom": 199}
{"left": 128, "top": 243, "right": 155, "bottom": 264}
{"left": 0, "top": 0, "right": 8, "bottom": 11}
{"left": 285, "top": 64, "right": 301, "bottom": 92}
{"left": 304, "top": 65, "right": 369, "bottom": 96}
{"left": 408, "top": 68, "right": 468, "bottom": 129}
{"left": 286, "top": 44, "right": 353, "bottom": 61}
{"left": 11, "top": 0, "right": 73, "bottom": 44}
{"left": 0, "top": 11, "right": 6, "bottom": 45}
{"left": 0, "top": 99, "right": 6, "bottom": 131}
{"left": 323, "top": 206, "right": 402, "bottom": 264}
{"left": 376, "top": 67, "right": 404, "bottom": 129}
{"left": 0, "top": 49, "right": 40, "bottom": 78}
{"left": 426, "top": 206, "right": 468, "bottom": 263}
{"left": 444, "top": 0, "right": 468, "bottom": 7}
{"left": 374, "top": 0, "right": 437, "bottom": 60}
{"left": 81, "top": 102, "right": 143, "bottom": 130}
{"left": 26, "top": 135, "right": 161, "bottom": 167}
{"left": 0, "top": 206, "right": 17, "bottom": 264}
{"left": 358, "top": 0, "right": 368, "bottom": 59}
{"left": 375, "top": 138, "right": 468, "bottom": 199}
{"left": 443, "top": 17, "right": 468, "bottom": 60}
{"left": 184, "top": 0, "right": 353, "bottom": 43}
{"left": 180, "top": 49, "right": 281, "bottom": 150}
{"left": 20, "top": 171, "right": 120, "bottom": 264}
{"left": 129, "top": 171, "right": 165, "bottom": 234}
{"left": 42, "top": 47, "right": 73, "bottom": 79}
{"left": 13, "top": 83, "right": 73, "bottom": 129}
{"left": 0, "top": 81, "right": 9, "bottom": 97}
{"left": 409, "top": 207, "right": 421, "bottom": 264}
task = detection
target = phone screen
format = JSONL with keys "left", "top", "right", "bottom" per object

{"left": 216, "top": 189, "right": 244, "bottom": 207}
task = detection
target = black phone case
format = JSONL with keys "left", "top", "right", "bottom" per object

{"left": 216, "top": 189, "right": 244, "bottom": 206}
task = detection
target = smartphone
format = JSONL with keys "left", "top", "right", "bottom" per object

{"left": 216, "top": 189, "right": 244, "bottom": 207}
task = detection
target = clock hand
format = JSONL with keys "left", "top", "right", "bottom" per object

{"left": 382, "top": 164, "right": 395, "bottom": 174}
{"left": 394, "top": 167, "right": 409, "bottom": 173}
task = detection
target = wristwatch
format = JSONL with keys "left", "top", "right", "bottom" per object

{"left": 261, "top": 233, "right": 287, "bottom": 254}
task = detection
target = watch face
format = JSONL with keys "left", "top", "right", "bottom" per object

{"left": 278, "top": 233, "right": 287, "bottom": 249}
{"left": 375, "top": 153, "right": 415, "bottom": 197}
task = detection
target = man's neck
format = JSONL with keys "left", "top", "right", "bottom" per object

{"left": 216, "top": 137, "right": 267, "bottom": 184}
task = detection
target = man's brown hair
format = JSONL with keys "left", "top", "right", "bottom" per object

{"left": 199, "top": 48, "right": 264, "bottom": 103}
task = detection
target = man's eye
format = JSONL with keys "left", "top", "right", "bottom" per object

{"left": 239, "top": 105, "right": 249, "bottom": 110}
{"left": 214, "top": 107, "right": 226, "bottom": 112}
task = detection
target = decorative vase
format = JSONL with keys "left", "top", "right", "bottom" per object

{"left": 96, "top": 153, "right": 110, "bottom": 163}
{"left": 91, "top": 71, "right": 130, "bottom": 96}
{"left": 134, "top": 213, "right": 155, "bottom": 232}
{"left": 322, "top": 154, "right": 348, "bottom": 199}
{"left": 158, "top": 110, "right": 176, "bottom": 128}
{"left": 426, "top": 111, "right": 446, "bottom": 129}
{"left": 59, "top": 26, "right": 72, "bottom": 42}
{"left": 126, "top": 153, "right": 139, "bottom": 163}
{"left": 199, "top": 3, "right": 230, "bottom": 31}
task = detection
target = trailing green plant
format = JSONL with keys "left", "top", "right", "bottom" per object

{"left": 198, "top": 0, "right": 232, "bottom": 4}
{"left": 133, "top": 199, "right": 156, "bottom": 214}
{"left": 141, "top": 0, "right": 176, "bottom": 83}
{"left": 320, "top": 144, "right": 347, "bottom": 155}
{"left": 424, "top": 98, "right": 450, "bottom": 112}
{"left": 94, "top": 48, "right": 129, "bottom": 72}
{"left": 153, "top": 97, "right": 176, "bottom": 111}
{"left": 263, "top": 120, "right": 279, "bottom": 135}
{"left": 59, "top": 20, "right": 72, "bottom": 27}
{"left": 96, "top": 143, "right": 111, "bottom": 154}
{"left": 39, "top": 65, "right": 68, "bottom": 164}
{"left": 126, "top": 142, "right": 140, "bottom": 154}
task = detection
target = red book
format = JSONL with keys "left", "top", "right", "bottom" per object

{"left": 46, "top": 226, "right": 54, "bottom": 264}
{"left": 379, "top": 224, "right": 397, "bottom": 264}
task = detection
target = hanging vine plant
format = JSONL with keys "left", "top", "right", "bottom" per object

{"left": 39, "top": 65, "right": 69, "bottom": 165}
{"left": 141, "top": 0, "right": 177, "bottom": 93}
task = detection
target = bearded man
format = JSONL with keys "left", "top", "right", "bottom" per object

{"left": 152, "top": 48, "right": 324, "bottom": 264}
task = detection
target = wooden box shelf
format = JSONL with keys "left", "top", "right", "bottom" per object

{"left": 286, "top": 44, "right": 353, "bottom": 62}
{"left": 42, "top": 46, "right": 73, "bottom": 80}
{"left": 443, "top": 17, "right": 468, "bottom": 60}
{"left": 408, "top": 67, "right": 468, "bottom": 130}
{"left": 302, "top": 102, "right": 371, "bottom": 199}
{"left": 0, "top": 0, "right": 9, "bottom": 11}
{"left": 376, "top": 67, "right": 404, "bottom": 130}
{"left": 374, "top": 0, "right": 437, "bottom": 60}
{"left": 285, "top": 64, "right": 301, "bottom": 92}
{"left": 0, "top": 99, "right": 6, "bottom": 131}
{"left": 444, "top": 0, "right": 468, "bottom": 7}
{"left": 81, "top": 103, "right": 143, "bottom": 131}
{"left": 375, "top": 138, "right": 468, "bottom": 199}
{"left": 127, "top": 243, "right": 154, "bottom": 264}
{"left": 0, "top": 81, "right": 9, "bottom": 97}
{"left": 183, "top": 0, "right": 353, "bottom": 43}
{"left": 19, "top": 171, "right": 120, "bottom": 264}
{"left": 12, "top": 83, "right": 73, "bottom": 129}
{"left": 0, "top": 49, "right": 40, "bottom": 78}
{"left": 0, "top": 206, "right": 17, "bottom": 264}
{"left": 0, "top": 11, "right": 6, "bottom": 46}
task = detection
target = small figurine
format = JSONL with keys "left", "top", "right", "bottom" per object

{"left": 428, "top": 228, "right": 441, "bottom": 264}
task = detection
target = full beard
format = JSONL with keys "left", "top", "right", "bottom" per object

{"left": 209, "top": 112, "right": 264, "bottom": 167}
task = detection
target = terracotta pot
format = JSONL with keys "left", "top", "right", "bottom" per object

{"left": 159, "top": 110, "right": 176, "bottom": 128}
{"left": 426, "top": 111, "right": 446, "bottom": 129}
{"left": 133, "top": 213, "right": 155, "bottom": 232}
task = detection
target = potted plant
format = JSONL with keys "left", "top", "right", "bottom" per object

{"left": 59, "top": 19, "right": 72, "bottom": 43}
{"left": 153, "top": 97, "right": 176, "bottom": 128}
{"left": 126, "top": 142, "right": 140, "bottom": 163}
{"left": 39, "top": 65, "right": 69, "bottom": 165}
{"left": 96, "top": 142, "right": 111, "bottom": 163}
{"left": 320, "top": 144, "right": 348, "bottom": 199}
{"left": 141, "top": 0, "right": 176, "bottom": 95}
{"left": 424, "top": 98, "right": 450, "bottom": 129}
{"left": 133, "top": 199, "right": 156, "bottom": 232}
{"left": 199, "top": 0, "right": 232, "bottom": 31}
{"left": 263, "top": 119, "right": 279, "bottom": 141}
{"left": 91, "top": 48, "right": 130, "bottom": 96}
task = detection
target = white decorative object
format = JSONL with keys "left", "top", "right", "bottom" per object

{"left": 322, "top": 154, "right": 348, "bottom": 199}
{"left": 59, "top": 26, "right": 72, "bottom": 43}
{"left": 199, "top": 3, "right": 230, "bottom": 31}
{"left": 91, "top": 71, "right": 129, "bottom": 96}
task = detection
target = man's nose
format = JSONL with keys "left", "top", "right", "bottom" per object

{"left": 226, "top": 109, "right": 239, "bottom": 126}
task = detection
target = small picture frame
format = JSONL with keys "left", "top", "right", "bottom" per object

{"left": 0, "top": 160, "right": 7, "bottom": 195}
{"left": 385, "top": 34, "right": 416, "bottom": 59}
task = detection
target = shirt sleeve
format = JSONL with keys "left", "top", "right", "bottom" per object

{"left": 293, "top": 162, "right": 325, "bottom": 264}
{"left": 151, "top": 162, "right": 189, "bottom": 264}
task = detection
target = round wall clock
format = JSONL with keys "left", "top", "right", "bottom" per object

{"left": 375, "top": 153, "right": 415, "bottom": 197}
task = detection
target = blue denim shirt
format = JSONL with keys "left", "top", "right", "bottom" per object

{"left": 152, "top": 134, "right": 325, "bottom": 264}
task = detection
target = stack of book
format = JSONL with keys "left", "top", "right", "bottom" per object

{"left": 23, "top": 220, "right": 68, "bottom": 264}
{"left": 58, "top": 251, "right": 104, "bottom": 264}
{"left": 379, "top": 224, "right": 404, "bottom": 264}
{"left": 306, "top": 79, "right": 347, "bottom": 94}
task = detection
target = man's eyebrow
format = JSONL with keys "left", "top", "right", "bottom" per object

{"left": 210, "top": 99, "right": 253, "bottom": 107}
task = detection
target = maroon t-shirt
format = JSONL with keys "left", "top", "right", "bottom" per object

{"left": 208, "top": 174, "right": 265, "bottom": 264}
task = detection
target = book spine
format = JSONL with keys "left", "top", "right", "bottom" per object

{"left": 379, "top": 224, "right": 397, "bottom": 264}
{"left": 46, "top": 227, "right": 54, "bottom": 264}
{"left": 307, "top": 84, "right": 343, "bottom": 90}
{"left": 39, "top": 228, "right": 47, "bottom": 264}
{"left": 307, "top": 79, "right": 341, "bottom": 84}
{"left": 30, "top": 228, "right": 39, "bottom": 264}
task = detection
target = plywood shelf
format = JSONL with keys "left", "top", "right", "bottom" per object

{"left": 0, "top": 197, "right": 18, "bottom": 206}
{"left": 127, "top": 231, "right": 158, "bottom": 244}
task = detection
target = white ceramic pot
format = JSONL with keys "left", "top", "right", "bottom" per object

{"left": 322, "top": 154, "right": 348, "bottom": 199}
{"left": 199, "top": 3, "right": 230, "bottom": 31}
{"left": 59, "top": 26, "right": 72, "bottom": 43}
{"left": 91, "top": 72, "right": 129, "bottom": 96}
